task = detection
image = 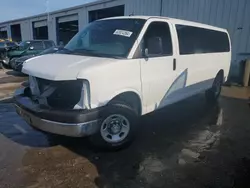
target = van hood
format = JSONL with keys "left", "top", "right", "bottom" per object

{"left": 22, "top": 54, "right": 117, "bottom": 80}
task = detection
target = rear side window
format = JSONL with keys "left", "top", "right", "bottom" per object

{"left": 32, "top": 41, "right": 44, "bottom": 50}
{"left": 44, "top": 41, "right": 55, "bottom": 49}
{"left": 176, "top": 25, "right": 230, "bottom": 55}
{"left": 143, "top": 22, "right": 173, "bottom": 57}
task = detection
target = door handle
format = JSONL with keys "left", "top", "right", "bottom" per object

{"left": 173, "top": 58, "right": 176, "bottom": 71}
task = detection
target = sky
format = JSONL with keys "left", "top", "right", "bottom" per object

{"left": 0, "top": 0, "right": 96, "bottom": 22}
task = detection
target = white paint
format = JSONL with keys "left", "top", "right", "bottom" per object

{"left": 22, "top": 16, "right": 231, "bottom": 116}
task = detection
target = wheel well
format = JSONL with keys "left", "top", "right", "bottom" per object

{"left": 217, "top": 69, "right": 224, "bottom": 81}
{"left": 108, "top": 92, "right": 142, "bottom": 115}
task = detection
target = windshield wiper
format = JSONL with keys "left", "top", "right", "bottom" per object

{"left": 58, "top": 48, "right": 125, "bottom": 59}
{"left": 73, "top": 48, "right": 95, "bottom": 53}
{"left": 57, "top": 48, "right": 73, "bottom": 54}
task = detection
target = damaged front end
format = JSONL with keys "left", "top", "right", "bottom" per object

{"left": 28, "top": 76, "right": 90, "bottom": 110}
{"left": 14, "top": 76, "right": 101, "bottom": 137}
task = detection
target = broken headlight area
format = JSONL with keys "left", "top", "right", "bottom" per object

{"left": 27, "top": 76, "right": 90, "bottom": 110}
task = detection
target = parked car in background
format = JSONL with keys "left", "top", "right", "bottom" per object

{"left": 15, "top": 16, "right": 231, "bottom": 150}
{"left": 11, "top": 47, "right": 62, "bottom": 72}
{"left": 1, "top": 40, "right": 55, "bottom": 68}
{"left": 0, "top": 40, "right": 18, "bottom": 68}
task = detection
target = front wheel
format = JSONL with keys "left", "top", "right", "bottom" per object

{"left": 205, "top": 73, "right": 223, "bottom": 102}
{"left": 89, "top": 103, "right": 138, "bottom": 150}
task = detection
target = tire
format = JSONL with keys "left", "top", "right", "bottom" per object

{"left": 89, "top": 102, "right": 138, "bottom": 150}
{"left": 205, "top": 73, "right": 223, "bottom": 102}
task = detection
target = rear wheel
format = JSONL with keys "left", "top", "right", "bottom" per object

{"left": 205, "top": 73, "right": 223, "bottom": 102}
{"left": 89, "top": 102, "right": 138, "bottom": 150}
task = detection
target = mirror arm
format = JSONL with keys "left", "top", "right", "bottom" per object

{"left": 144, "top": 48, "right": 149, "bottom": 58}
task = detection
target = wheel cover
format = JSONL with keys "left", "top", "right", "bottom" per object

{"left": 100, "top": 114, "right": 130, "bottom": 143}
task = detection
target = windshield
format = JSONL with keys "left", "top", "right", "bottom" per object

{"left": 18, "top": 41, "right": 30, "bottom": 51}
{"left": 63, "top": 19, "right": 146, "bottom": 58}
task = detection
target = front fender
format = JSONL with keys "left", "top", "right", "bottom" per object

{"left": 77, "top": 59, "right": 142, "bottom": 110}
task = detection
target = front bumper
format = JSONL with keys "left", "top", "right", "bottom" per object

{"left": 14, "top": 88, "right": 102, "bottom": 137}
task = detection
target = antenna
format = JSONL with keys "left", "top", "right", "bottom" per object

{"left": 45, "top": 0, "right": 50, "bottom": 22}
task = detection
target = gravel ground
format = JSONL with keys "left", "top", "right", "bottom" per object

{"left": 0, "top": 69, "right": 27, "bottom": 101}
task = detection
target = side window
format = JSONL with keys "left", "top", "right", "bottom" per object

{"left": 44, "top": 41, "right": 55, "bottom": 49}
{"left": 142, "top": 22, "right": 173, "bottom": 57}
{"left": 31, "top": 41, "right": 44, "bottom": 50}
{"left": 176, "top": 25, "right": 230, "bottom": 55}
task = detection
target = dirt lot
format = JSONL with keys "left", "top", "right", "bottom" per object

{"left": 0, "top": 70, "right": 250, "bottom": 188}
{"left": 0, "top": 69, "right": 27, "bottom": 101}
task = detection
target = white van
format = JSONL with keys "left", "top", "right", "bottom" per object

{"left": 14, "top": 16, "right": 231, "bottom": 149}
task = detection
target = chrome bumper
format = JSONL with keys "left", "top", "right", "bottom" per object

{"left": 15, "top": 105, "right": 100, "bottom": 137}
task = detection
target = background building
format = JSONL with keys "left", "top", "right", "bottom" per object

{"left": 0, "top": 0, "right": 249, "bottom": 79}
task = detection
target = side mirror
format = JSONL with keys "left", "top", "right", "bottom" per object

{"left": 146, "top": 37, "right": 163, "bottom": 56}
{"left": 29, "top": 46, "right": 34, "bottom": 50}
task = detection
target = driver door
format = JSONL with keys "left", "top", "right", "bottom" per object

{"left": 140, "top": 20, "right": 187, "bottom": 113}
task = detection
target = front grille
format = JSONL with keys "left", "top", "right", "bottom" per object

{"left": 30, "top": 77, "right": 83, "bottom": 110}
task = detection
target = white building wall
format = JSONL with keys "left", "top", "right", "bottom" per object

{"left": 86, "top": 0, "right": 125, "bottom": 22}
{"left": 6, "top": 25, "right": 11, "bottom": 39}
{"left": 20, "top": 21, "right": 32, "bottom": 40}
{"left": 78, "top": 7, "right": 87, "bottom": 30}
{"left": 160, "top": 0, "right": 250, "bottom": 78}
{"left": 49, "top": 9, "right": 81, "bottom": 44}
{"left": 125, "top": 0, "right": 250, "bottom": 78}
{"left": 125, "top": 0, "right": 161, "bottom": 16}
{"left": 29, "top": 16, "right": 48, "bottom": 40}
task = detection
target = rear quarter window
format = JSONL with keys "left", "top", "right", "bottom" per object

{"left": 176, "top": 25, "right": 230, "bottom": 55}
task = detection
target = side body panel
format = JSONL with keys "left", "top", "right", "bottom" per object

{"left": 79, "top": 59, "right": 143, "bottom": 112}
{"left": 173, "top": 23, "right": 231, "bottom": 101}
{"left": 137, "top": 18, "right": 187, "bottom": 113}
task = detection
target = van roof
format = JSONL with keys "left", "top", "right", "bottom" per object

{"left": 101, "top": 16, "right": 228, "bottom": 32}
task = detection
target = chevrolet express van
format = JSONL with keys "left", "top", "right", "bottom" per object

{"left": 14, "top": 16, "right": 231, "bottom": 149}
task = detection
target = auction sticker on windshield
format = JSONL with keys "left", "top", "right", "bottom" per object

{"left": 113, "top": 30, "right": 133, "bottom": 37}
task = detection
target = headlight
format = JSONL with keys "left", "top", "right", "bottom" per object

{"left": 74, "top": 80, "right": 91, "bottom": 110}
